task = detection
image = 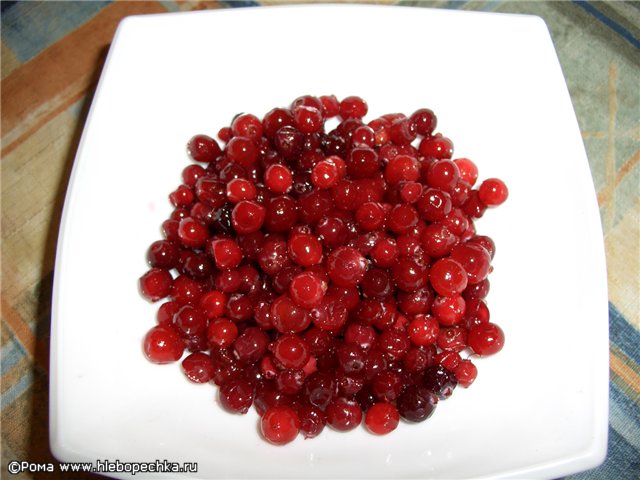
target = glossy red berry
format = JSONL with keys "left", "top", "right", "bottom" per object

{"left": 220, "top": 378, "right": 255, "bottom": 414}
{"left": 365, "top": 402, "right": 400, "bottom": 435}
{"left": 271, "top": 295, "right": 312, "bottom": 334}
{"left": 339, "top": 96, "right": 368, "bottom": 119}
{"left": 181, "top": 352, "right": 214, "bottom": 383}
{"left": 454, "top": 359, "right": 478, "bottom": 388}
{"left": 326, "top": 397, "right": 363, "bottom": 431}
{"left": 478, "top": 178, "right": 509, "bottom": 206}
{"left": 429, "top": 258, "right": 468, "bottom": 297}
{"left": 288, "top": 233, "right": 323, "bottom": 267}
{"left": 226, "top": 178, "right": 257, "bottom": 203}
{"left": 177, "top": 217, "right": 208, "bottom": 248}
{"left": 143, "top": 325, "right": 184, "bottom": 363}
{"left": 187, "top": 134, "right": 222, "bottom": 163}
{"left": 232, "top": 200, "right": 266, "bottom": 234}
{"left": 261, "top": 406, "right": 300, "bottom": 445}
{"left": 209, "top": 238, "right": 243, "bottom": 270}
{"left": 327, "top": 246, "right": 367, "bottom": 287}
{"left": 408, "top": 314, "right": 440, "bottom": 346}
{"left": 410, "top": 108, "right": 437, "bottom": 136}
{"left": 226, "top": 136, "right": 258, "bottom": 166}
{"left": 468, "top": 322, "right": 505, "bottom": 355}
{"left": 289, "top": 271, "right": 326, "bottom": 309}
{"left": 418, "top": 135, "right": 454, "bottom": 160}
{"left": 453, "top": 158, "right": 478, "bottom": 186}
{"left": 264, "top": 164, "right": 293, "bottom": 194}
{"left": 231, "top": 113, "right": 263, "bottom": 141}
{"left": 273, "top": 334, "right": 310, "bottom": 370}
{"left": 140, "top": 268, "right": 173, "bottom": 302}
{"left": 207, "top": 318, "right": 238, "bottom": 349}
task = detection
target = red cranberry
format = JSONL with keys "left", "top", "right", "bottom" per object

{"left": 325, "top": 397, "right": 362, "bottom": 431}
{"left": 450, "top": 242, "right": 492, "bottom": 284}
{"left": 220, "top": 378, "right": 254, "bottom": 414}
{"left": 226, "top": 178, "right": 257, "bottom": 203}
{"left": 264, "top": 164, "right": 293, "bottom": 194}
{"left": 289, "top": 271, "right": 326, "bottom": 309}
{"left": 209, "top": 238, "right": 243, "bottom": 270}
{"left": 365, "top": 402, "right": 400, "bottom": 435}
{"left": 170, "top": 274, "right": 203, "bottom": 305}
{"left": 389, "top": 117, "right": 417, "bottom": 146}
{"left": 288, "top": 233, "right": 323, "bottom": 267}
{"left": 468, "top": 322, "right": 505, "bottom": 355}
{"left": 478, "top": 178, "right": 509, "bottom": 206}
{"left": 231, "top": 113, "right": 263, "bottom": 141}
{"left": 339, "top": 96, "right": 368, "bottom": 119}
{"left": 371, "top": 370, "right": 403, "bottom": 402}
{"left": 271, "top": 295, "right": 312, "bottom": 334}
{"left": 408, "top": 314, "right": 439, "bottom": 346}
{"left": 396, "top": 384, "right": 438, "bottom": 422}
{"left": 454, "top": 359, "right": 478, "bottom": 388}
{"left": 436, "top": 326, "right": 468, "bottom": 352}
{"left": 207, "top": 318, "right": 238, "bottom": 349}
{"left": 233, "top": 327, "right": 269, "bottom": 364}
{"left": 174, "top": 304, "right": 207, "bottom": 337}
{"left": 232, "top": 200, "right": 266, "bottom": 235}
{"left": 391, "top": 257, "right": 429, "bottom": 292}
{"left": 182, "top": 352, "right": 214, "bottom": 383}
{"left": 140, "top": 268, "right": 173, "bottom": 302}
{"left": 418, "top": 135, "right": 454, "bottom": 160}
{"left": 423, "top": 364, "right": 457, "bottom": 399}
{"left": 297, "top": 404, "right": 326, "bottom": 438}
{"left": 327, "top": 246, "right": 367, "bottom": 287}
{"left": 454, "top": 157, "right": 478, "bottom": 186}
{"left": 273, "top": 334, "right": 311, "bottom": 370}
{"left": 187, "top": 134, "right": 221, "bottom": 163}
{"left": 429, "top": 257, "right": 468, "bottom": 297}
{"left": 143, "top": 325, "right": 184, "bottom": 363}
{"left": 226, "top": 136, "right": 259, "bottom": 166}
{"left": 260, "top": 406, "right": 300, "bottom": 445}
{"left": 432, "top": 295, "right": 466, "bottom": 327}
{"left": 410, "top": 108, "right": 437, "bottom": 137}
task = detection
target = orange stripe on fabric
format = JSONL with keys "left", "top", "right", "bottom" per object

{"left": 610, "top": 347, "right": 640, "bottom": 397}
{"left": 1, "top": 298, "right": 36, "bottom": 360}
{"left": 597, "top": 149, "right": 640, "bottom": 206}
{"left": 1, "top": 298, "right": 51, "bottom": 372}
{"left": 1, "top": 1, "right": 167, "bottom": 156}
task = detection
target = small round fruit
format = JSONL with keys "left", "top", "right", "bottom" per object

{"left": 365, "top": 402, "right": 400, "bottom": 435}
{"left": 260, "top": 406, "right": 300, "bottom": 445}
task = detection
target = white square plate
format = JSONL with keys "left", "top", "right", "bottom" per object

{"left": 51, "top": 4, "right": 609, "bottom": 479}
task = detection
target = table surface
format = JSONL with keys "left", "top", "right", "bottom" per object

{"left": 1, "top": 1, "right": 638, "bottom": 479}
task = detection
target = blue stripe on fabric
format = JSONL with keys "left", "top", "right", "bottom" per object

{"left": 572, "top": 1, "right": 640, "bottom": 49}
{"left": 609, "top": 302, "right": 640, "bottom": 366}
{"left": 0, "top": 1, "right": 111, "bottom": 62}
{"left": 0, "top": 338, "right": 26, "bottom": 376}
{"left": 480, "top": 1, "right": 503, "bottom": 12}
{"left": 1, "top": 371, "right": 32, "bottom": 410}
{"left": 441, "top": 1, "right": 467, "bottom": 10}
{"left": 219, "top": 1, "right": 260, "bottom": 8}
{"left": 610, "top": 379, "right": 640, "bottom": 451}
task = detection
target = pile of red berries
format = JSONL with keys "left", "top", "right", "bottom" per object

{"left": 139, "top": 95, "right": 508, "bottom": 445}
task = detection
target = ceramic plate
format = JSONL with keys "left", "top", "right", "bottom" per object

{"left": 51, "top": 5, "right": 609, "bottom": 479}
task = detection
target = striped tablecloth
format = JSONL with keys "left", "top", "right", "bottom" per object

{"left": 2, "top": 1, "right": 638, "bottom": 478}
